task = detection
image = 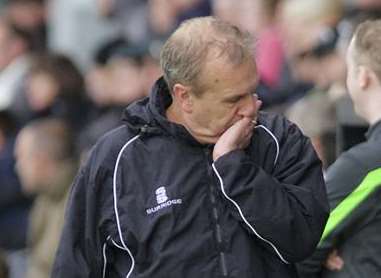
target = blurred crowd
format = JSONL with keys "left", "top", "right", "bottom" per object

{"left": 0, "top": 0, "right": 380, "bottom": 278}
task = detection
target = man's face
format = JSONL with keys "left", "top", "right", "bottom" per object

{"left": 185, "top": 58, "right": 259, "bottom": 144}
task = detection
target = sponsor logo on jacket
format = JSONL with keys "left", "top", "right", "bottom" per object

{"left": 146, "top": 186, "right": 182, "bottom": 215}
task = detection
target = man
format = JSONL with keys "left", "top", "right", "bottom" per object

{"left": 52, "top": 17, "right": 328, "bottom": 278}
{"left": 15, "top": 118, "right": 77, "bottom": 278}
{"left": 297, "top": 20, "right": 381, "bottom": 277}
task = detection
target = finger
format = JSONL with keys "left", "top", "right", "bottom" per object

{"left": 334, "top": 256, "right": 344, "bottom": 270}
{"left": 256, "top": 99, "right": 263, "bottom": 111}
{"left": 241, "top": 129, "right": 254, "bottom": 148}
{"left": 326, "top": 259, "right": 340, "bottom": 271}
{"left": 325, "top": 253, "right": 344, "bottom": 271}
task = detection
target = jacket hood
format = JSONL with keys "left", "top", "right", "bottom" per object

{"left": 121, "top": 77, "right": 202, "bottom": 145}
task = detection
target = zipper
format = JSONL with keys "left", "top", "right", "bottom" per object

{"left": 204, "top": 148, "right": 228, "bottom": 277}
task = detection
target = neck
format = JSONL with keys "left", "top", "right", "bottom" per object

{"left": 166, "top": 102, "right": 183, "bottom": 126}
{"left": 368, "top": 112, "right": 381, "bottom": 126}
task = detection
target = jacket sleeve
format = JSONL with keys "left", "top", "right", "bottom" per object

{"left": 297, "top": 151, "right": 376, "bottom": 277}
{"left": 212, "top": 123, "right": 329, "bottom": 263}
{"left": 51, "top": 158, "right": 106, "bottom": 278}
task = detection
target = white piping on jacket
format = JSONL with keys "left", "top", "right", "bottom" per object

{"left": 211, "top": 163, "right": 289, "bottom": 264}
{"left": 113, "top": 135, "right": 141, "bottom": 278}
{"left": 255, "top": 125, "right": 279, "bottom": 166}
{"left": 102, "top": 236, "right": 111, "bottom": 278}
{"left": 111, "top": 238, "right": 126, "bottom": 251}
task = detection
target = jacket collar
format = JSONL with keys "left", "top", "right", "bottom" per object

{"left": 366, "top": 119, "right": 381, "bottom": 141}
{"left": 148, "top": 77, "right": 206, "bottom": 146}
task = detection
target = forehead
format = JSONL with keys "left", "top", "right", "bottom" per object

{"left": 15, "top": 130, "right": 33, "bottom": 153}
{"left": 200, "top": 57, "right": 257, "bottom": 94}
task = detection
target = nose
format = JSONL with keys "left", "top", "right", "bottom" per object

{"left": 239, "top": 94, "right": 258, "bottom": 118}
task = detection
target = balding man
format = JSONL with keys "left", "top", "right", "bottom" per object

{"left": 52, "top": 17, "right": 328, "bottom": 278}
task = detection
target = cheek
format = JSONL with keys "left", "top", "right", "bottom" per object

{"left": 216, "top": 106, "right": 240, "bottom": 127}
{"left": 20, "top": 164, "right": 41, "bottom": 193}
{"left": 347, "top": 72, "right": 357, "bottom": 95}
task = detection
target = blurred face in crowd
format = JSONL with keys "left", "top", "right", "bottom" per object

{"left": 109, "top": 57, "right": 145, "bottom": 104}
{"left": 6, "top": 1, "right": 45, "bottom": 29}
{"left": 15, "top": 130, "right": 45, "bottom": 194}
{"left": 26, "top": 72, "right": 58, "bottom": 111}
{"left": 85, "top": 66, "right": 113, "bottom": 106}
{"left": 177, "top": 57, "right": 259, "bottom": 144}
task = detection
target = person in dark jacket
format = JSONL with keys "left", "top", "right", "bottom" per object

{"left": 297, "top": 19, "right": 381, "bottom": 278}
{"left": 52, "top": 16, "right": 329, "bottom": 278}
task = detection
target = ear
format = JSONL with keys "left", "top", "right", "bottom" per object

{"left": 358, "top": 65, "right": 371, "bottom": 90}
{"left": 172, "top": 83, "right": 193, "bottom": 113}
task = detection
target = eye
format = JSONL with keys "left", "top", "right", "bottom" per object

{"left": 226, "top": 95, "right": 243, "bottom": 104}
{"left": 230, "top": 97, "right": 241, "bottom": 103}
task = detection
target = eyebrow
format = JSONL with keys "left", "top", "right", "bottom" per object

{"left": 223, "top": 85, "right": 257, "bottom": 102}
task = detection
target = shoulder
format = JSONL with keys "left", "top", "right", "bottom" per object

{"left": 257, "top": 111, "right": 309, "bottom": 148}
{"left": 326, "top": 139, "right": 381, "bottom": 188}
{"left": 80, "top": 125, "right": 138, "bottom": 182}
{"left": 253, "top": 112, "right": 319, "bottom": 173}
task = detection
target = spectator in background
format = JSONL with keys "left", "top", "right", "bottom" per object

{"left": 285, "top": 25, "right": 344, "bottom": 168}
{"left": 252, "top": 0, "right": 296, "bottom": 110}
{"left": 253, "top": 0, "right": 285, "bottom": 90}
{"left": 0, "top": 111, "right": 31, "bottom": 251}
{"left": 15, "top": 118, "right": 77, "bottom": 278}
{"left": 281, "top": 0, "right": 344, "bottom": 168}
{"left": 297, "top": 19, "right": 381, "bottom": 278}
{"left": 80, "top": 38, "right": 160, "bottom": 155}
{"left": 24, "top": 53, "right": 91, "bottom": 135}
{"left": 0, "top": 111, "right": 31, "bottom": 278}
{"left": 3, "top": 0, "right": 47, "bottom": 52}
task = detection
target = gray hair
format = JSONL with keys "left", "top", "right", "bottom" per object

{"left": 160, "top": 16, "right": 255, "bottom": 95}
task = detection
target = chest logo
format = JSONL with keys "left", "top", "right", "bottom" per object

{"left": 146, "top": 186, "right": 182, "bottom": 215}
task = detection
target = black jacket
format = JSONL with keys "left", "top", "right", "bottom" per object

{"left": 297, "top": 120, "right": 381, "bottom": 278}
{"left": 52, "top": 78, "right": 328, "bottom": 278}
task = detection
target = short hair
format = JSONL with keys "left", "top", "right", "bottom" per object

{"left": 22, "top": 118, "right": 75, "bottom": 162}
{"left": 29, "top": 53, "right": 84, "bottom": 100}
{"left": 352, "top": 19, "right": 381, "bottom": 81}
{"left": 160, "top": 16, "right": 254, "bottom": 95}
